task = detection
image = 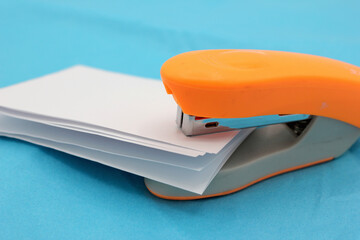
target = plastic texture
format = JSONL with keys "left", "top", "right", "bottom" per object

{"left": 161, "top": 50, "right": 360, "bottom": 128}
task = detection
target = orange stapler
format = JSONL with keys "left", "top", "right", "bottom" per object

{"left": 145, "top": 50, "right": 360, "bottom": 200}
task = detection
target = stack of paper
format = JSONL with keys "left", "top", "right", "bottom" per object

{"left": 0, "top": 66, "right": 254, "bottom": 194}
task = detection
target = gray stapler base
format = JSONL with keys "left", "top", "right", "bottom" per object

{"left": 145, "top": 117, "right": 360, "bottom": 200}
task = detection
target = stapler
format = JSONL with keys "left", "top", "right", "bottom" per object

{"left": 145, "top": 50, "right": 360, "bottom": 200}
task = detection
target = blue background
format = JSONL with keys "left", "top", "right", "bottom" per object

{"left": 1, "top": 1, "right": 360, "bottom": 239}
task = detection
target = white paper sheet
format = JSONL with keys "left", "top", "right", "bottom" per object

{"left": 0, "top": 114, "right": 254, "bottom": 171}
{"left": 0, "top": 66, "right": 255, "bottom": 193}
{"left": 0, "top": 128, "right": 253, "bottom": 194}
{"left": 0, "top": 106, "right": 205, "bottom": 157}
{"left": 0, "top": 66, "right": 239, "bottom": 156}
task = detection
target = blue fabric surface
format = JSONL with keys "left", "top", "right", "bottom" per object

{"left": 1, "top": 1, "right": 359, "bottom": 239}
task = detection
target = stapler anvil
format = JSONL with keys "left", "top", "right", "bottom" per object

{"left": 145, "top": 50, "right": 360, "bottom": 200}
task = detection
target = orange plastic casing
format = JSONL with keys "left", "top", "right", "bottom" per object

{"left": 161, "top": 50, "right": 360, "bottom": 128}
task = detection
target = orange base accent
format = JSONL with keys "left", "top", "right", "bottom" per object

{"left": 146, "top": 157, "right": 334, "bottom": 201}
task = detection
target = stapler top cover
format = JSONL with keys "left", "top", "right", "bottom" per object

{"left": 161, "top": 50, "right": 360, "bottom": 128}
